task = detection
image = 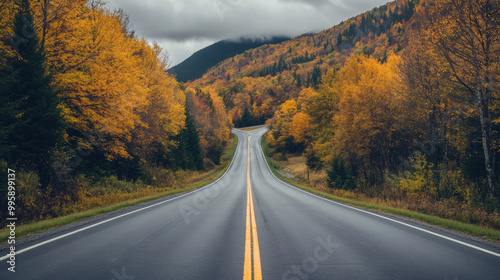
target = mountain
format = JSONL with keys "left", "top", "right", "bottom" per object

{"left": 188, "top": 0, "right": 418, "bottom": 126}
{"left": 168, "top": 36, "right": 291, "bottom": 83}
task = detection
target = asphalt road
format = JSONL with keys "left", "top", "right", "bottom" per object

{"left": 1, "top": 127, "right": 499, "bottom": 279}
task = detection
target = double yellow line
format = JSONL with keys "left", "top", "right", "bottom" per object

{"left": 243, "top": 136, "right": 262, "bottom": 280}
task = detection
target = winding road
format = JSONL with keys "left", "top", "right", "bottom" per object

{"left": 1, "top": 127, "right": 499, "bottom": 279}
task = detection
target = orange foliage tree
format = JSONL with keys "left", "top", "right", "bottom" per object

{"left": 186, "top": 88, "right": 231, "bottom": 165}
{"left": 423, "top": 0, "right": 500, "bottom": 198}
{"left": 332, "top": 55, "right": 412, "bottom": 185}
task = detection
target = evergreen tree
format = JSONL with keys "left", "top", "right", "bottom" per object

{"left": 327, "top": 156, "right": 355, "bottom": 190}
{"left": 240, "top": 106, "right": 253, "bottom": 128}
{"left": 3, "top": 0, "right": 65, "bottom": 189}
{"left": 310, "top": 66, "right": 322, "bottom": 88}
{"left": 164, "top": 134, "right": 187, "bottom": 170}
{"left": 183, "top": 109, "right": 204, "bottom": 170}
{"left": 0, "top": 69, "right": 21, "bottom": 159}
{"left": 165, "top": 107, "right": 204, "bottom": 170}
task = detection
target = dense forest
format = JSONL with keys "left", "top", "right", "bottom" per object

{"left": 190, "top": 0, "right": 500, "bottom": 219}
{"left": 0, "top": 0, "right": 232, "bottom": 223}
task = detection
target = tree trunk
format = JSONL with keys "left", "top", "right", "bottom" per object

{"left": 471, "top": 35, "right": 497, "bottom": 199}
{"left": 477, "top": 89, "right": 496, "bottom": 198}
{"left": 40, "top": 0, "right": 49, "bottom": 52}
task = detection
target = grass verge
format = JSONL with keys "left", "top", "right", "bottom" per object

{"left": 0, "top": 135, "right": 239, "bottom": 243}
{"left": 261, "top": 138, "right": 500, "bottom": 242}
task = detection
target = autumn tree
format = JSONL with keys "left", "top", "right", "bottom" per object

{"left": 332, "top": 55, "right": 411, "bottom": 186}
{"left": 290, "top": 112, "right": 313, "bottom": 147}
{"left": 266, "top": 99, "right": 299, "bottom": 153}
{"left": 304, "top": 70, "right": 339, "bottom": 164}
{"left": 130, "top": 42, "right": 185, "bottom": 169}
{"left": 187, "top": 88, "right": 231, "bottom": 165}
{"left": 425, "top": 0, "right": 500, "bottom": 198}
{"left": 29, "top": 0, "right": 187, "bottom": 178}
{"left": 48, "top": 1, "right": 150, "bottom": 161}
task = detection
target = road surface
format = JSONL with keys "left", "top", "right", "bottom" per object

{"left": 1, "top": 127, "right": 499, "bottom": 279}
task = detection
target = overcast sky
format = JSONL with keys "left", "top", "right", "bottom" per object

{"left": 106, "top": 0, "right": 391, "bottom": 67}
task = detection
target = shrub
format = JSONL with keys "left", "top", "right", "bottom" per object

{"left": 397, "top": 152, "right": 437, "bottom": 201}
{"left": 438, "top": 166, "right": 468, "bottom": 201}
{"left": 16, "top": 170, "right": 44, "bottom": 221}
{"left": 139, "top": 164, "right": 175, "bottom": 188}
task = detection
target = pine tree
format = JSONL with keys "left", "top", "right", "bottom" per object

{"left": 165, "top": 107, "right": 204, "bottom": 171}
{"left": 240, "top": 106, "right": 253, "bottom": 128}
{"left": 183, "top": 109, "right": 204, "bottom": 170}
{"left": 0, "top": 66, "right": 21, "bottom": 159}
{"left": 327, "top": 156, "right": 355, "bottom": 190}
{"left": 5, "top": 0, "right": 65, "bottom": 188}
{"left": 310, "top": 66, "right": 322, "bottom": 88}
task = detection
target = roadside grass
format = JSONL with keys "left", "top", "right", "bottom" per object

{"left": 261, "top": 138, "right": 500, "bottom": 242}
{"left": 0, "top": 135, "right": 239, "bottom": 243}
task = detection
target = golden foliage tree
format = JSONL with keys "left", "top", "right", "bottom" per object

{"left": 131, "top": 42, "right": 185, "bottom": 164}
{"left": 303, "top": 70, "right": 340, "bottom": 164}
{"left": 187, "top": 88, "right": 231, "bottom": 165}
{"left": 34, "top": 1, "right": 185, "bottom": 163}
{"left": 424, "top": 0, "right": 500, "bottom": 198}
{"left": 266, "top": 99, "right": 299, "bottom": 153}
{"left": 332, "top": 55, "right": 410, "bottom": 185}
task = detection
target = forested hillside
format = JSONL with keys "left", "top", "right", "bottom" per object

{"left": 189, "top": 0, "right": 417, "bottom": 127}
{"left": 188, "top": 0, "right": 500, "bottom": 222}
{"left": 169, "top": 36, "right": 290, "bottom": 83}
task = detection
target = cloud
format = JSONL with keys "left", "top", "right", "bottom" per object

{"left": 105, "top": 0, "right": 390, "bottom": 65}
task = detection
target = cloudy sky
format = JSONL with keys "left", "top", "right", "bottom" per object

{"left": 106, "top": 0, "right": 391, "bottom": 67}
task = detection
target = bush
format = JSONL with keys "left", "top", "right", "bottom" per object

{"left": 15, "top": 170, "right": 45, "bottom": 222}
{"left": 138, "top": 164, "right": 175, "bottom": 188}
{"left": 397, "top": 152, "right": 437, "bottom": 202}
{"left": 438, "top": 166, "right": 468, "bottom": 201}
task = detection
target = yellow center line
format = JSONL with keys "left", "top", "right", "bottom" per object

{"left": 244, "top": 180, "right": 252, "bottom": 278}
{"left": 250, "top": 176, "right": 262, "bottom": 279}
{"left": 243, "top": 135, "right": 263, "bottom": 280}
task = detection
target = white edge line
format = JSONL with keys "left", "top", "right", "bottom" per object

{"left": 0, "top": 131, "right": 244, "bottom": 261}
{"left": 256, "top": 128, "right": 500, "bottom": 259}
